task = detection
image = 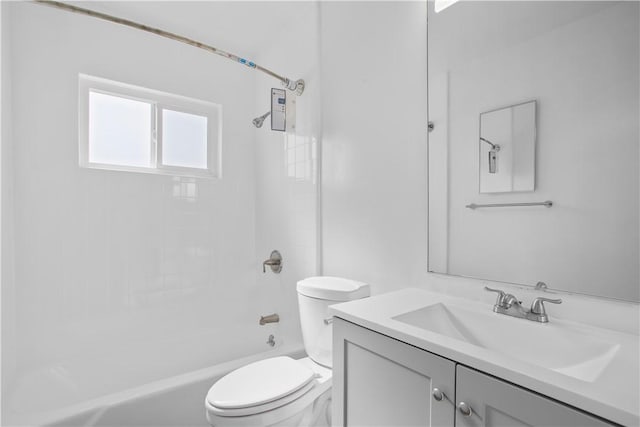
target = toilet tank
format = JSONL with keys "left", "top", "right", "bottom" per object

{"left": 296, "top": 277, "right": 370, "bottom": 368}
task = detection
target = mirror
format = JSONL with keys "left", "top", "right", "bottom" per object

{"left": 427, "top": 1, "right": 639, "bottom": 301}
{"left": 479, "top": 100, "right": 536, "bottom": 193}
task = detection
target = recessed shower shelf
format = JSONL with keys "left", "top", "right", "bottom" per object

{"left": 465, "top": 200, "right": 553, "bottom": 209}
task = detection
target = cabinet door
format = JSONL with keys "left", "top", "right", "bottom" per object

{"left": 455, "top": 365, "right": 613, "bottom": 427}
{"left": 333, "top": 318, "right": 456, "bottom": 427}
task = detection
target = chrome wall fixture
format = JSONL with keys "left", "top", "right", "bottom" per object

{"left": 266, "top": 334, "right": 276, "bottom": 347}
{"left": 534, "top": 281, "right": 548, "bottom": 290}
{"left": 262, "top": 250, "right": 282, "bottom": 273}
{"left": 33, "top": 0, "right": 305, "bottom": 95}
{"left": 466, "top": 201, "right": 553, "bottom": 209}
{"left": 252, "top": 111, "right": 271, "bottom": 128}
{"left": 259, "top": 313, "right": 280, "bottom": 325}
{"left": 480, "top": 137, "right": 500, "bottom": 174}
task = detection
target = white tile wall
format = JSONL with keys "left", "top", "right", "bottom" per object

{"left": 253, "top": 2, "right": 320, "bottom": 346}
{"left": 1, "top": 2, "right": 319, "bottom": 421}
{"left": 1, "top": 1, "right": 18, "bottom": 419}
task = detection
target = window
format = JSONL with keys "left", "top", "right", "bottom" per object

{"left": 79, "top": 74, "right": 221, "bottom": 177}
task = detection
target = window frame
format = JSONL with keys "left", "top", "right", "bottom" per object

{"left": 78, "top": 74, "right": 222, "bottom": 178}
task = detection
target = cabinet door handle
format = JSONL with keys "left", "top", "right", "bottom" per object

{"left": 432, "top": 388, "right": 445, "bottom": 402}
{"left": 457, "top": 401, "right": 473, "bottom": 417}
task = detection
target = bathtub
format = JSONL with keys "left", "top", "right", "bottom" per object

{"left": 5, "top": 343, "right": 305, "bottom": 427}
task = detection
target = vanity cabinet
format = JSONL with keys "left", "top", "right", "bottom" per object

{"left": 455, "top": 365, "right": 611, "bottom": 427}
{"left": 332, "top": 318, "right": 613, "bottom": 427}
{"left": 332, "top": 318, "right": 456, "bottom": 426}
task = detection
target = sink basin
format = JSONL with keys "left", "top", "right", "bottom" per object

{"left": 392, "top": 303, "right": 619, "bottom": 382}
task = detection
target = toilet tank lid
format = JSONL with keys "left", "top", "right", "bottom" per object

{"left": 297, "top": 276, "right": 370, "bottom": 301}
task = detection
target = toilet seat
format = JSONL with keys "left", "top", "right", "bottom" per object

{"left": 206, "top": 356, "right": 317, "bottom": 417}
{"left": 206, "top": 357, "right": 332, "bottom": 426}
{"left": 208, "top": 381, "right": 316, "bottom": 417}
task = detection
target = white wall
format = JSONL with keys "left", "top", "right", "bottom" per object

{"left": 429, "top": 1, "right": 639, "bottom": 301}
{"left": 1, "top": 1, "right": 17, "bottom": 422}
{"left": 253, "top": 2, "right": 321, "bottom": 345}
{"left": 2, "top": 2, "right": 291, "bottom": 422}
{"left": 319, "top": 1, "right": 428, "bottom": 294}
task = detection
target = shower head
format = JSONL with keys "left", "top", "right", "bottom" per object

{"left": 252, "top": 111, "right": 271, "bottom": 128}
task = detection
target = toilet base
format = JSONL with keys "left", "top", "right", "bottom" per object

{"left": 267, "top": 388, "right": 331, "bottom": 427}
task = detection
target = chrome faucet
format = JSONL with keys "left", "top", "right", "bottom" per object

{"left": 262, "top": 250, "right": 282, "bottom": 273}
{"left": 259, "top": 313, "right": 280, "bottom": 325}
{"left": 485, "top": 286, "right": 562, "bottom": 323}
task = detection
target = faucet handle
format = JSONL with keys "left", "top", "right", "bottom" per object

{"left": 530, "top": 297, "right": 562, "bottom": 315}
{"left": 262, "top": 250, "right": 282, "bottom": 274}
{"left": 484, "top": 286, "right": 507, "bottom": 306}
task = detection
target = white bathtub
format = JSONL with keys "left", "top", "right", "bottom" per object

{"left": 5, "top": 344, "right": 305, "bottom": 427}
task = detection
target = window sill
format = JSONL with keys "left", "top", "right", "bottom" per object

{"left": 80, "top": 162, "right": 219, "bottom": 179}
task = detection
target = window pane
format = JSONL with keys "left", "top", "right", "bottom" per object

{"left": 161, "top": 109, "right": 208, "bottom": 169}
{"left": 89, "top": 91, "right": 152, "bottom": 167}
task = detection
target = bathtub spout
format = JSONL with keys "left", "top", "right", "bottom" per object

{"left": 259, "top": 313, "right": 280, "bottom": 325}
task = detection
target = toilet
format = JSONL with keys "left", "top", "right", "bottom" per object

{"left": 205, "top": 276, "right": 370, "bottom": 427}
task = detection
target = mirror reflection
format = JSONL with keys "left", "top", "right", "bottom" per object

{"left": 427, "top": 1, "right": 639, "bottom": 301}
{"left": 479, "top": 100, "right": 536, "bottom": 193}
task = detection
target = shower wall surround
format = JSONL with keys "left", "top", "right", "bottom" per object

{"left": 5, "top": 0, "right": 254, "bottom": 410}
{"left": 252, "top": 1, "right": 320, "bottom": 344}
{"left": 1, "top": 2, "right": 318, "bottom": 423}
{"left": 1, "top": 0, "right": 17, "bottom": 415}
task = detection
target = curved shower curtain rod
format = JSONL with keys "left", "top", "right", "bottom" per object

{"left": 33, "top": 0, "right": 305, "bottom": 95}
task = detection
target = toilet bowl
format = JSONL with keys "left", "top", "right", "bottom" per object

{"left": 206, "top": 357, "right": 331, "bottom": 427}
{"left": 205, "top": 277, "right": 370, "bottom": 427}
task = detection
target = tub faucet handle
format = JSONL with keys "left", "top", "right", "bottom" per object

{"left": 262, "top": 250, "right": 282, "bottom": 274}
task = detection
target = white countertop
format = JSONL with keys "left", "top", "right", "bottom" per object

{"left": 330, "top": 288, "right": 639, "bottom": 426}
